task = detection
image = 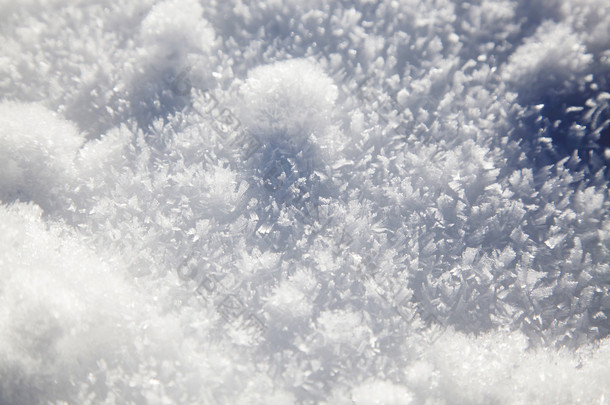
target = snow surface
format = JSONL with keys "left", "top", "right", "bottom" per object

{"left": 0, "top": 0, "right": 609, "bottom": 404}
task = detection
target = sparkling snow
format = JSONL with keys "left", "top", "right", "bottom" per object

{"left": 0, "top": 0, "right": 609, "bottom": 404}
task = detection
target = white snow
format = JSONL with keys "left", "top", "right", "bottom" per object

{"left": 0, "top": 0, "right": 609, "bottom": 404}
{"left": 0, "top": 102, "right": 84, "bottom": 210}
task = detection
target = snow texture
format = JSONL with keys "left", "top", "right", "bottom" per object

{"left": 0, "top": 0, "right": 609, "bottom": 404}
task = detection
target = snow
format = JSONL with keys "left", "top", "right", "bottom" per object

{"left": 501, "top": 21, "right": 593, "bottom": 89}
{"left": 1, "top": 0, "right": 609, "bottom": 404}
{"left": 0, "top": 102, "right": 84, "bottom": 210}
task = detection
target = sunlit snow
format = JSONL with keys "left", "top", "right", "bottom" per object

{"left": 1, "top": 0, "right": 609, "bottom": 404}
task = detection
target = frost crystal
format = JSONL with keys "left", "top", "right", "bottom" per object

{"left": 0, "top": 0, "right": 609, "bottom": 404}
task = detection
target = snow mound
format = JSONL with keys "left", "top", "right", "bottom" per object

{"left": 502, "top": 21, "right": 592, "bottom": 91}
{"left": 0, "top": 203, "right": 143, "bottom": 404}
{"left": 140, "top": 0, "right": 215, "bottom": 55}
{"left": 0, "top": 102, "right": 84, "bottom": 209}
{"left": 239, "top": 59, "right": 339, "bottom": 147}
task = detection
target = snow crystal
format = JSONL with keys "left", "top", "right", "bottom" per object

{"left": 1, "top": 0, "right": 609, "bottom": 404}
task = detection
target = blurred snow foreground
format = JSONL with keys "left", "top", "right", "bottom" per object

{"left": 1, "top": 0, "right": 610, "bottom": 404}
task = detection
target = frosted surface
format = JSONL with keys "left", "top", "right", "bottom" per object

{"left": 0, "top": 0, "right": 609, "bottom": 403}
